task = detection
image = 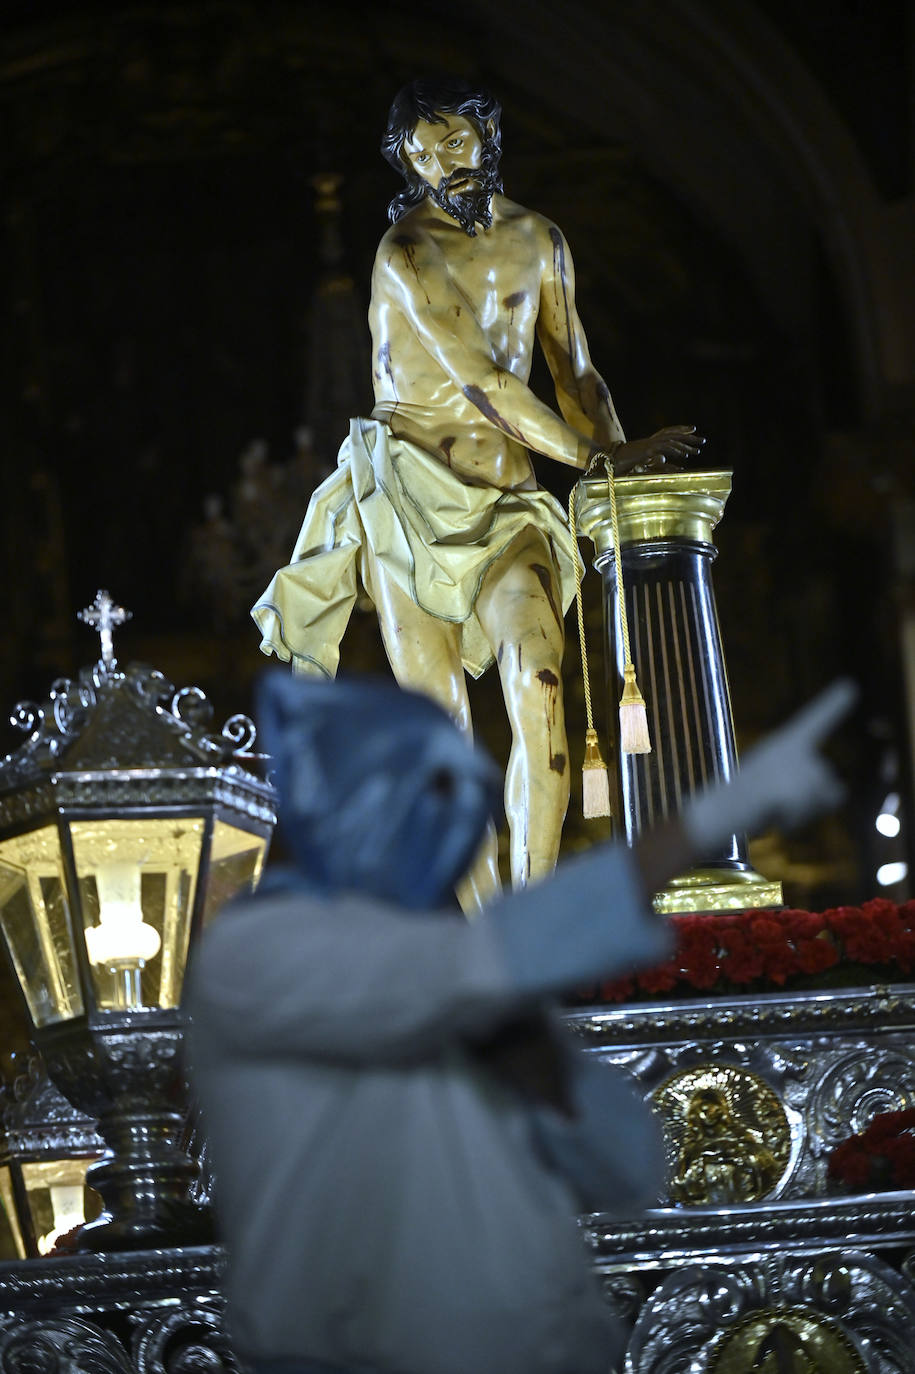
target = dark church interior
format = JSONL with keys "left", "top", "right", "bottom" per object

{"left": 2, "top": 6, "right": 913, "bottom": 946}
{"left": 0, "top": 2, "right": 914, "bottom": 1356}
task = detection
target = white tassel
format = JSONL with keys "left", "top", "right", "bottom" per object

{"left": 582, "top": 728, "right": 612, "bottom": 818}
{"left": 619, "top": 664, "right": 652, "bottom": 755}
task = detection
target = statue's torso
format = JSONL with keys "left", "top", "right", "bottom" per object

{"left": 370, "top": 195, "right": 549, "bottom": 491}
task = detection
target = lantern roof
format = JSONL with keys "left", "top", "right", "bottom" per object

{"left": 1, "top": 1054, "right": 104, "bottom": 1160}
{"left": 0, "top": 592, "right": 276, "bottom": 830}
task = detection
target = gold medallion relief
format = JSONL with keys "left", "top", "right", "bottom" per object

{"left": 653, "top": 1064, "right": 791, "bottom": 1205}
{"left": 706, "top": 1307, "right": 866, "bottom": 1373}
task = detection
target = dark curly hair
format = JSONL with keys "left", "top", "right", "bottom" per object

{"left": 381, "top": 77, "right": 503, "bottom": 224}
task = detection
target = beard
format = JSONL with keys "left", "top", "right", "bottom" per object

{"left": 428, "top": 143, "right": 502, "bottom": 236}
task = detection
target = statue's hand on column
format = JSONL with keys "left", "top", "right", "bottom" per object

{"left": 681, "top": 679, "right": 858, "bottom": 856}
{"left": 586, "top": 425, "right": 705, "bottom": 478}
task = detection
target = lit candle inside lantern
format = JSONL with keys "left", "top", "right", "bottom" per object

{"left": 84, "top": 863, "right": 161, "bottom": 1008}
{"left": 37, "top": 1183, "right": 86, "bottom": 1255}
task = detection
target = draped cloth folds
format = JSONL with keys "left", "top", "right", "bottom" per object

{"left": 252, "top": 417, "right": 580, "bottom": 679}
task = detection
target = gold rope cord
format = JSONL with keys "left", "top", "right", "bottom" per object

{"left": 568, "top": 482, "right": 597, "bottom": 735}
{"left": 568, "top": 480, "right": 612, "bottom": 815}
{"left": 573, "top": 455, "right": 651, "bottom": 761}
{"left": 606, "top": 456, "right": 634, "bottom": 668}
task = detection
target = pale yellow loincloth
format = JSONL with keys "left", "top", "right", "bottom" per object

{"left": 252, "top": 417, "right": 580, "bottom": 679}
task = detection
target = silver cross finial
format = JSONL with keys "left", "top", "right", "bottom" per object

{"left": 78, "top": 590, "right": 132, "bottom": 667}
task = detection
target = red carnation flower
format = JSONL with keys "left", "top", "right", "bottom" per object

{"left": 828, "top": 1109, "right": 915, "bottom": 1192}
{"left": 759, "top": 946, "right": 798, "bottom": 985}
{"left": 749, "top": 916, "right": 785, "bottom": 945}
{"left": 787, "top": 910, "right": 827, "bottom": 940}
{"left": 600, "top": 975, "right": 635, "bottom": 1003}
{"left": 827, "top": 1142, "right": 872, "bottom": 1188}
{"left": 796, "top": 935, "right": 839, "bottom": 974}
{"left": 638, "top": 961, "right": 679, "bottom": 995}
{"left": 881, "top": 1135, "right": 915, "bottom": 1181}
{"left": 865, "top": 1109, "right": 915, "bottom": 1143}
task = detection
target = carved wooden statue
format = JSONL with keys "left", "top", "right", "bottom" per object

{"left": 253, "top": 78, "right": 703, "bottom": 909}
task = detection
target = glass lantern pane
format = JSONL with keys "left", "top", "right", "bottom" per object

{"left": 0, "top": 825, "right": 84, "bottom": 1026}
{"left": 20, "top": 1158, "right": 102, "bottom": 1256}
{"left": 0, "top": 1164, "right": 25, "bottom": 1259}
{"left": 70, "top": 817, "right": 204, "bottom": 1011}
{"left": 201, "top": 820, "right": 268, "bottom": 926}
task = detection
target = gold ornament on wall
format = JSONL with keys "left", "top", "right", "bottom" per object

{"left": 653, "top": 1064, "right": 791, "bottom": 1205}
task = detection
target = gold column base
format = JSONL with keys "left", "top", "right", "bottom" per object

{"left": 653, "top": 866, "right": 783, "bottom": 915}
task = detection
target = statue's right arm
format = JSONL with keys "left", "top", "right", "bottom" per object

{"left": 373, "top": 231, "right": 597, "bottom": 469}
{"left": 186, "top": 684, "right": 852, "bottom": 1065}
{"left": 184, "top": 843, "right": 670, "bottom": 1065}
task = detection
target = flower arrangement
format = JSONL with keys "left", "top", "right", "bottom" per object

{"left": 576, "top": 898, "right": 915, "bottom": 1004}
{"left": 827, "top": 1109, "right": 915, "bottom": 1192}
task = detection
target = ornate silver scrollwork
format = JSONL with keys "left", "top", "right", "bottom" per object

{"left": 217, "top": 714, "right": 257, "bottom": 757}
{"left": 132, "top": 1304, "right": 239, "bottom": 1374}
{"left": 0, "top": 1316, "right": 132, "bottom": 1373}
{"left": 49, "top": 676, "right": 97, "bottom": 737}
{"left": 169, "top": 688, "right": 258, "bottom": 761}
{"left": 8, "top": 701, "right": 44, "bottom": 741}
{"left": 623, "top": 1251, "right": 915, "bottom": 1373}
{"left": 129, "top": 666, "right": 175, "bottom": 710}
{"left": 171, "top": 686, "right": 214, "bottom": 731}
{"left": 810, "top": 1047, "right": 915, "bottom": 1149}
{"left": 624, "top": 1267, "right": 751, "bottom": 1372}
{"left": 602, "top": 1273, "right": 647, "bottom": 1324}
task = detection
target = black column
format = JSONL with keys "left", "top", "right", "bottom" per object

{"left": 599, "top": 537, "right": 747, "bottom": 872}
{"left": 576, "top": 468, "right": 782, "bottom": 913}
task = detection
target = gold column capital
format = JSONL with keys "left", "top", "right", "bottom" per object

{"left": 575, "top": 468, "right": 733, "bottom": 558}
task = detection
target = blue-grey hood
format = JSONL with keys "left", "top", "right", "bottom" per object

{"left": 255, "top": 671, "right": 502, "bottom": 908}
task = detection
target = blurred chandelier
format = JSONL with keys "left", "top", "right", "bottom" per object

{"left": 0, "top": 592, "right": 276, "bottom": 1250}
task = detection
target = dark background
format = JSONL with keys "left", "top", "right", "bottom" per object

{"left": 1, "top": 0, "right": 913, "bottom": 937}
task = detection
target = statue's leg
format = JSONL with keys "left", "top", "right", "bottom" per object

{"left": 474, "top": 528, "right": 569, "bottom": 888}
{"left": 368, "top": 558, "right": 502, "bottom": 913}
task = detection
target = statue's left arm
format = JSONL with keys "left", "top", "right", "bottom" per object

{"left": 536, "top": 223, "right": 626, "bottom": 450}
{"left": 537, "top": 222, "right": 705, "bottom": 473}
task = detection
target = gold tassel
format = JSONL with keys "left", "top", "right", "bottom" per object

{"left": 606, "top": 459, "right": 652, "bottom": 756}
{"left": 618, "top": 664, "right": 651, "bottom": 754}
{"left": 568, "top": 485, "right": 612, "bottom": 818}
{"left": 582, "top": 727, "right": 612, "bottom": 819}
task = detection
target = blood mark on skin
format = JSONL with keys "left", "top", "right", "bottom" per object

{"left": 548, "top": 228, "right": 569, "bottom": 318}
{"left": 393, "top": 233, "right": 430, "bottom": 303}
{"left": 548, "top": 227, "right": 585, "bottom": 407}
{"left": 530, "top": 565, "right": 562, "bottom": 628}
{"left": 503, "top": 289, "right": 526, "bottom": 327}
{"left": 536, "top": 667, "right": 562, "bottom": 768}
{"left": 440, "top": 436, "right": 456, "bottom": 466}
{"left": 462, "top": 385, "right": 525, "bottom": 443}
{"left": 378, "top": 342, "right": 397, "bottom": 396}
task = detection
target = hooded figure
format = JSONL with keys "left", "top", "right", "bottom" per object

{"left": 185, "top": 672, "right": 853, "bottom": 1374}
{"left": 254, "top": 671, "right": 503, "bottom": 911}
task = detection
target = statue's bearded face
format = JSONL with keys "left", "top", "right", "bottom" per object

{"left": 402, "top": 114, "right": 500, "bottom": 236}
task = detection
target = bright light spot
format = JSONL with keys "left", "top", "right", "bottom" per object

{"left": 877, "top": 862, "right": 908, "bottom": 887}
{"left": 876, "top": 812, "right": 902, "bottom": 837}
